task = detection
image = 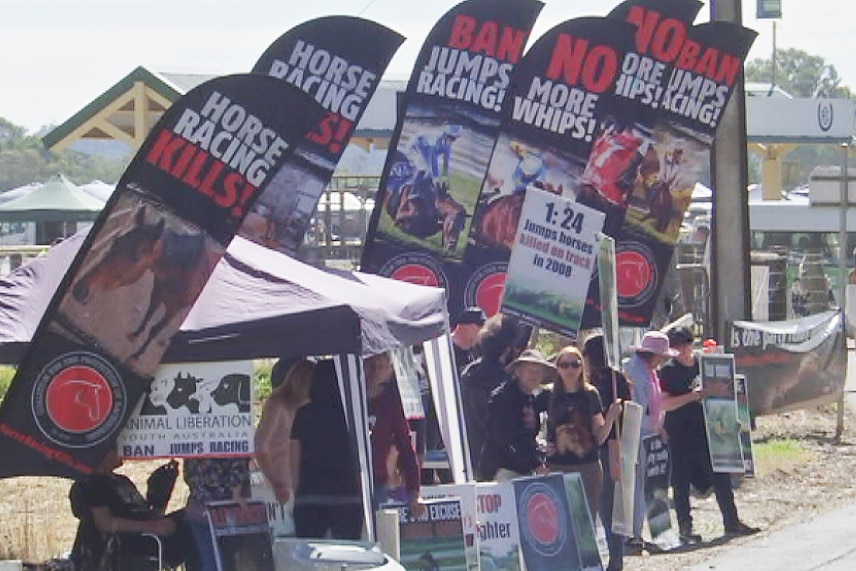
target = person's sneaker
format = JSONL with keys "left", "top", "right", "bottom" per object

{"left": 724, "top": 522, "right": 761, "bottom": 536}
{"left": 678, "top": 523, "right": 702, "bottom": 544}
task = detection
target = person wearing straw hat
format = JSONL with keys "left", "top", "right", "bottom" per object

{"left": 478, "top": 349, "right": 556, "bottom": 482}
{"left": 623, "top": 330, "right": 678, "bottom": 555}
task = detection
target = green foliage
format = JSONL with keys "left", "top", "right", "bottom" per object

{"left": 745, "top": 48, "right": 854, "bottom": 98}
{"left": 0, "top": 117, "right": 129, "bottom": 191}
{"left": 254, "top": 359, "right": 274, "bottom": 404}
{"left": 0, "top": 366, "right": 16, "bottom": 404}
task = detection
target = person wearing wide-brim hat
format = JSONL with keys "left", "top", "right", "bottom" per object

{"left": 624, "top": 330, "right": 679, "bottom": 554}
{"left": 478, "top": 349, "right": 556, "bottom": 482}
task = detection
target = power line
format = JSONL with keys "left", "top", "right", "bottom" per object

{"left": 356, "top": 0, "right": 379, "bottom": 16}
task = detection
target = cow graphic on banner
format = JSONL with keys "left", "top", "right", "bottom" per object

{"left": 240, "top": 16, "right": 404, "bottom": 253}
{"left": 361, "top": 0, "right": 544, "bottom": 320}
{"left": 0, "top": 76, "right": 323, "bottom": 478}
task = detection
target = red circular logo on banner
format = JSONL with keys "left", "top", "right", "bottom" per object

{"left": 615, "top": 242, "right": 658, "bottom": 308}
{"left": 32, "top": 352, "right": 127, "bottom": 448}
{"left": 465, "top": 262, "right": 507, "bottom": 317}
{"left": 46, "top": 365, "right": 114, "bottom": 433}
{"left": 526, "top": 491, "right": 560, "bottom": 545}
{"left": 390, "top": 264, "right": 441, "bottom": 287}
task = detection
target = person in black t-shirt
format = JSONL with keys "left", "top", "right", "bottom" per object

{"left": 660, "top": 327, "right": 759, "bottom": 542}
{"left": 290, "top": 360, "right": 363, "bottom": 539}
{"left": 70, "top": 448, "right": 191, "bottom": 570}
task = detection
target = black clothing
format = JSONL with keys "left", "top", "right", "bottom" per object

{"left": 460, "top": 357, "right": 511, "bottom": 479}
{"left": 544, "top": 388, "right": 603, "bottom": 466}
{"left": 478, "top": 379, "right": 543, "bottom": 479}
{"left": 590, "top": 366, "right": 632, "bottom": 446}
{"left": 70, "top": 473, "right": 190, "bottom": 571}
{"left": 290, "top": 366, "right": 361, "bottom": 539}
{"left": 659, "top": 358, "right": 740, "bottom": 529}
{"left": 453, "top": 342, "right": 477, "bottom": 373}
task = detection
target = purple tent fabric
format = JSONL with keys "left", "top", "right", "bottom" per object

{"left": 0, "top": 232, "right": 448, "bottom": 363}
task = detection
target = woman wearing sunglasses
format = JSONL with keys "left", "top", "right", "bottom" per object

{"left": 544, "top": 345, "right": 622, "bottom": 520}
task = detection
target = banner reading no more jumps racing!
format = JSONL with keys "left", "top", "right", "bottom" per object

{"left": 0, "top": 75, "right": 323, "bottom": 478}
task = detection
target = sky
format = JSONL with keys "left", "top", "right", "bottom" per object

{"left": 1, "top": 0, "right": 851, "bottom": 133}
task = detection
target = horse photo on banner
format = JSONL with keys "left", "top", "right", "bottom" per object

{"left": 699, "top": 353, "right": 744, "bottom": 474}
{"left": 361, "top": 0, "right": 543, "bottom": 319}
{"left": 0, "top": 75, "right": 324, "bottom": 478}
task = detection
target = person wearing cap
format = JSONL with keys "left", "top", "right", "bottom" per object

{"left": 460, "top": 314, "right": 524, "bottom": 480}
{"left": 584, "top": 333, "right": 632, "bottom": 571}
{"left": 543, "top": 344, "right": 622, "bottom": 521}
{"left": 623, "top": 330, "right": 678, "bottom": 554}
{"left": 452, "top": 307, "right": 486, "bottom": 372}
{"left": 478, "top": 348, "right": 556, "bottom": 481}
{"left": 659, "top": 327, "right": 759, "bottom": 542}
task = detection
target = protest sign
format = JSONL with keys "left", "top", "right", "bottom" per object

{"left": 423, "top": 483, "right": 480, "bottom": 571}
{"left": 476, "top": 482, "right": 522, "bottom": 571}
{"left": 700, "top": 353, "right": 744, "bottom": 473}
{"left": 562, "top": 473, "right": 602, "bottom": 571}
{"left": 502, "top": 189, "right": 604, "bottom": 337}
{"left": 206, "top": 500, "right": 274, "bottom": 571}
{"left": 642, "top": 434, "right": 672, "bottom": 539}
{"left": 612, "top": 400, "right": 642, "bottom": 536}
{"left": 398, "top": 498, "right": 468, "bottom": 571}
{"left": 513, "top": 474, "right": 581, "bottom": 571}
{"left": 734, "top": 374, "right": 755, "bottom": 478}
{"left": 117, "top": 360, "right": 253, "bottom": 459}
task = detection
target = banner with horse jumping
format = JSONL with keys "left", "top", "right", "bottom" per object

{"left": 240, "top": 16, "right": 404, "bottom": 254}
{"left": 0, "top": 76, "right": 323, "bottom": 478}
{"left": 579, "top": 0, "right": 757, "bottom": 328}
{"left": 360, "top": 0, "right": 543, "bottom": 320}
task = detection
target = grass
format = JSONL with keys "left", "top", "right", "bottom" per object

{"left": 752, "top": 437, "right": 814, "bottom": 475}
{"left": 0, "top": 365, "right": 15, "bottom": 404}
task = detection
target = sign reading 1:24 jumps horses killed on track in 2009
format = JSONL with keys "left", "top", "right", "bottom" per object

{"left": 0, "top": 76, "right": 323, "bottom": 478}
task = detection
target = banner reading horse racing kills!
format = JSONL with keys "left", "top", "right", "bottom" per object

{"left": 240, "top": 16, "right": 404, "bottom": 254}
{"left": 0, "top": 76, "right": 323, "bottom": 478}
{"left": 361, "top": 0, "right": 543, "bottom": 320}
{"left": 578, "top": 0, "right": 756, "bottom": 328}
{"left": 730, "top": 310, "right": 846, "bottom": 417}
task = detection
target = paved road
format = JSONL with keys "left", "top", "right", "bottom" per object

{"left": 687, "top": 345, "right": 856, "bottom": 571}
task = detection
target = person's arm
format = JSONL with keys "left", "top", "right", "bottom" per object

{"left": 593, "top": 401, "right": 622, "bottom": 445}
{"left": 254, "top": 398, "right": 291, "bottom": 500}
{"left": 660, "top": 388, "right": 702, "bottom": 412}
{"left": 90, "top": 506, "right": 175, "bottom": 536}
{"left": 289, "top": 439, "right": 301, "bottom": 498}
{"left": 489, "top": 389, "right": 544, "bottom": 474}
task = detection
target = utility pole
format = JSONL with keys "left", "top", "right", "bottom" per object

{"left": 710, "top": 0, "right": 752, "bottom": 342}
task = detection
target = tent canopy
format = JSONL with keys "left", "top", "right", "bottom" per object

{"left": 0, "top": 231, "right": 449, "bottom": 364}
{"left": 0, "top": 174, "right": 105, "bottom": 223}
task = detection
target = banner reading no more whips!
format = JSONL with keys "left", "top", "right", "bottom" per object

{"left": 0, "top": 76, "right": 324, "bottom": 478}
{"left": 361, "top": 0, "right": 543, "bottom": 320}
{"left": 241, "top": 17, "right": 404, "bottom": 254}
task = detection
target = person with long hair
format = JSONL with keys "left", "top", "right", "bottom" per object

{"left": 583, "top": 333, "right": 632, "bottom": 571}
{"left": 255, "top": 358, "right": 315, "bottom": 503}
{"left": 544, "top": 345, "right": 621, "bottom": 520}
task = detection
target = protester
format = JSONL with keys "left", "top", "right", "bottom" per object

{"left": 451, "top": 306, "right": 486, "bottom": 371}
{"left": 791, "top": 278, "right": 809, "bottom": 317}
{"left": 623, "top": 330, "right": 677, "bottom": 554}
{"left": 183, "top": 457, "right": 251, "bottom": 571}
{"left": 254, "top": 358, "right": 314, "bottom": 503}
{"left": 290, "top": 360, "right": 363, "bottom": 539}
{"left": 659, "top": 326, "right": 760, "bottom": 541}
{"left": 365, "top": 352, "right": 424, "bottom": 516}
{"left": 479, "top": 349, "right": 555, "bottom": 481}
{"left": 69, "top": 448, "right": 191, "bottom": 571}
{"left": 543, "top": 344, "right": 621, "bottom": 519}
{"left": 459, "top": 313, "right": 524, "bottom": 479}
{"left": 583, "top": 333, "right": 632, "bottom": 571}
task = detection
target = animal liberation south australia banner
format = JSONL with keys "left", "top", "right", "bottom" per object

{"left": 0, "top": 76, "right": 323, "bottom": 478}
{"left": 240, "top": 16, "right": 404, "bottom": 254}
{"left": 361, "top": 0, "right": 543, "bottom": 319}
{"left": 502, "top": 188, "right": 604, "bottom": 339}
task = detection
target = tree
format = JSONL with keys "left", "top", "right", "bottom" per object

{"left": 745, "top": 48, "right": 854, "bottom": 98}
{"left": 0, "top": 118, "right": 128, "bottom": 191}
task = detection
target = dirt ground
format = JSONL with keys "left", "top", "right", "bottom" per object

{"left": 623, "top": 402, "right": 856, "bottom": 571}
{"left": 1, "top": 403, "right": 855, "bottom": 568}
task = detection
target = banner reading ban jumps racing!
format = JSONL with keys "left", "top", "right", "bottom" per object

{"left": 0, "top": 76, "right": 323, "bottom": 478}
{"left": 240, "top": 16, "right": 404, "bottom": 254}
{"left": 361, "top": 0, "right": 543, "bottom": 320}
